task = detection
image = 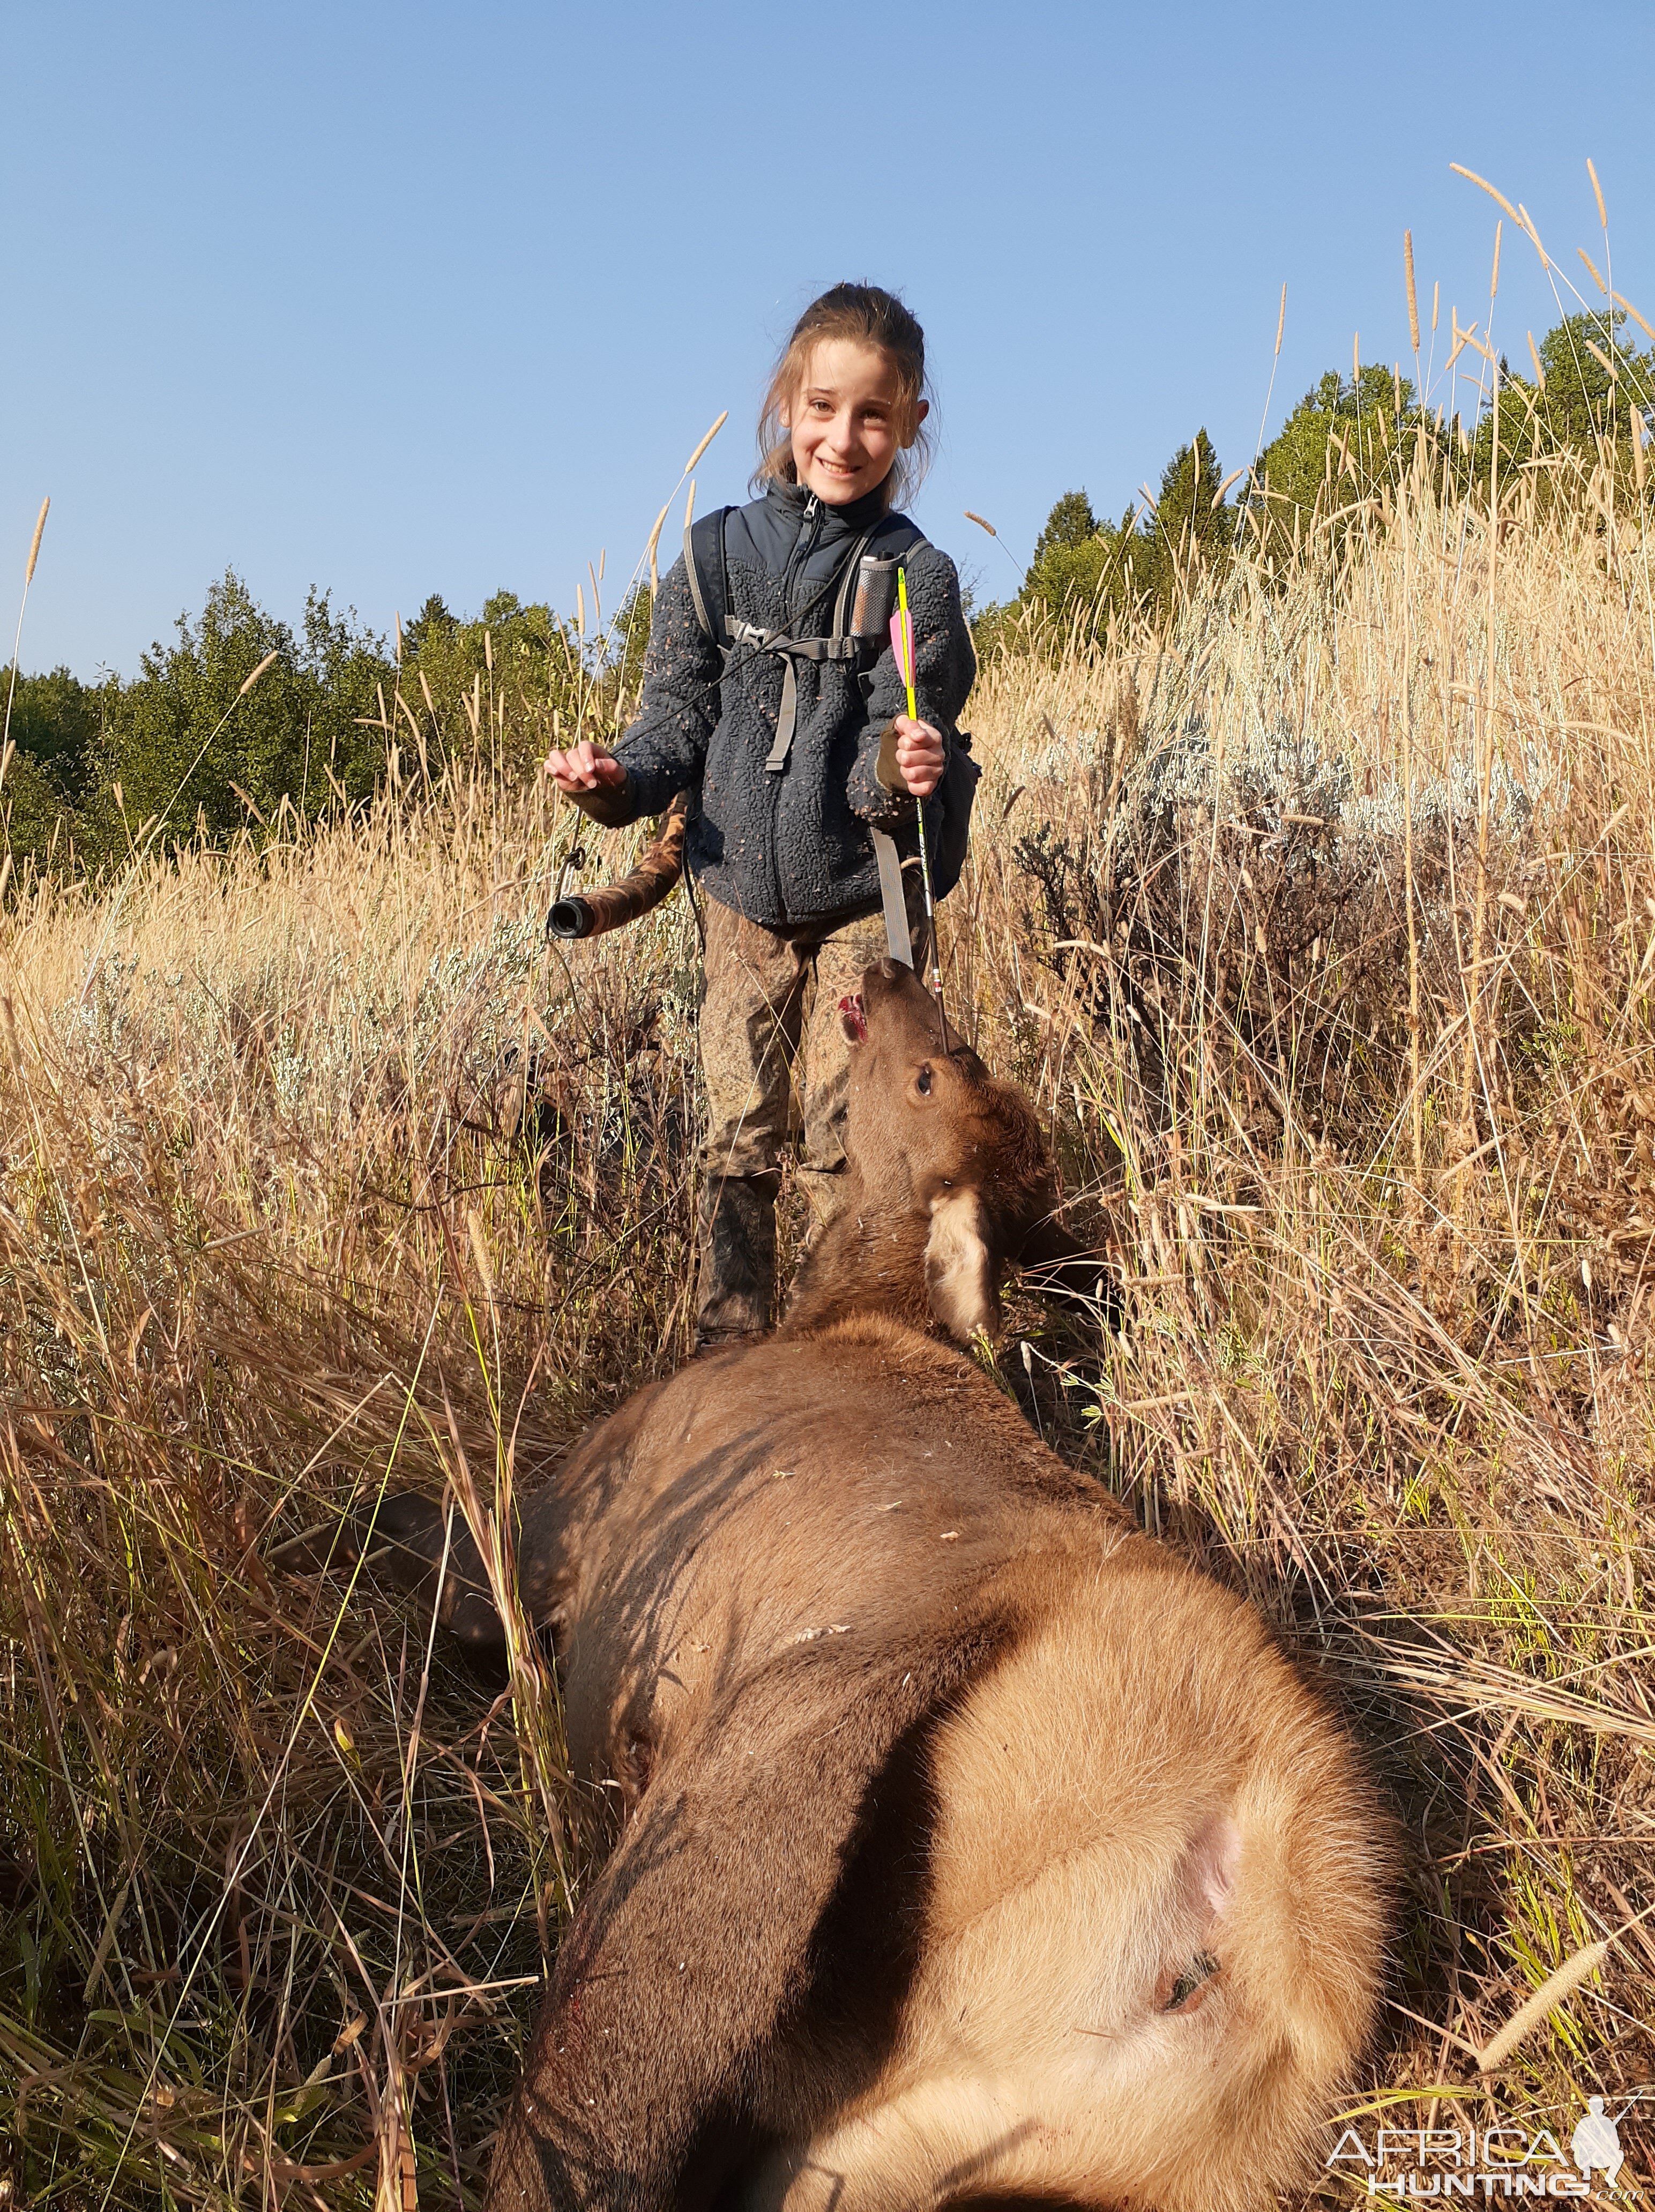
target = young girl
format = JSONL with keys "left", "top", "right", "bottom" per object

{"left": 545, "top": 283, "right": 976, "bottom": 1348}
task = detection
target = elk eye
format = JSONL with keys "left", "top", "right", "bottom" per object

{"left": 915, "top": 1067, "right": 933, "bottom": 1096}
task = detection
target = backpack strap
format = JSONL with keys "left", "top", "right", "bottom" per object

{"left": 729, "top": 622, "right": 866, "bottom": 773}
{"left": 682, "top": 507, "right": 733, "bottom": 645}
{"left": 748, "top": 518, "right": 928, "bottom": 775}
{"left": 866, "top": 514, "right": 927, "bottom": 563}
{"left": 687, "top": 509, "right": 932, "bottom": 775}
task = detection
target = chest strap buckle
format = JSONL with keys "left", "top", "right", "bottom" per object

{"left": 724, "top": 622, "right": 863, "bottom": 773}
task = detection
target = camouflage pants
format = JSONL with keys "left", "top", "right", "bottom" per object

{"left": 698, "top": 885, "right": 928, "bottom": 1223}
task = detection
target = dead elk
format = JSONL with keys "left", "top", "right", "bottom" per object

{"left": 357, "top": 960, "right": 1386, "bottom": 2212}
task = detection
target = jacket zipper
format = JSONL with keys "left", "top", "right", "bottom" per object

{"left": 782, "top": 495, "right": 822, "bottom": 621}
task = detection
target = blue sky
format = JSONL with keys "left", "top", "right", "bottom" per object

{"left": 4, "top": 0, "right": 1652, "bottom": 677}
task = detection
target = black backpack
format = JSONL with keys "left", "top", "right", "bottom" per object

{"left": 681, "top": 506, "right": 980, "bottom": 900}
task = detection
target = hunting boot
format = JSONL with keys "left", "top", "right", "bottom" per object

{"left": 694, "top": 1171, "right": 780, "bottom": 1350}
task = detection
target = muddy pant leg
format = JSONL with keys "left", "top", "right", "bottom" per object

{"left": 695, "top": 899, "right": 807, "bottom": 1343}
{"left": 795, "top": 887, "right": 931, "bottom": 1229}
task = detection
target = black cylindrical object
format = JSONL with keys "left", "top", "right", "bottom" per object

{"left": 850, "top": 554, "right": 901, "bottom": 641}
{"left": 547, "top": 895, "right": 597, "bottom": 940}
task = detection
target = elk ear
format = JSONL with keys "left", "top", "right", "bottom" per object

{"left": 925, "top": 1187, "right": 1002, "bottom": 1343}
{"left": 1155, "top": 1812, "right": 1241, "bottom": 2015}
{"left": 1018, "top": 1211, "right": 1118, "bottom": 1321}
{"left": 1018, "top": 1211, "right": 1087, "bottom": 1273}
{"left": 1180, "top": 1810, "right": 1242, "bottom": 1922}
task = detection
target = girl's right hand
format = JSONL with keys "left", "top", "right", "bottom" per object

{"left": 545, "top": 741, "right": 627, "bottom": 794}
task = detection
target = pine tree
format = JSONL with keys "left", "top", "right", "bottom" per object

{"left": 1030, "top": 490, "right": 1100, "bottom": 564}
{"left": 1146, "top": 429, "right": 1233, "bottom": 567}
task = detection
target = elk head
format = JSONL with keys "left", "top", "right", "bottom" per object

{"left": 786, "top": 959, "right": 1105, "bottom": 1345}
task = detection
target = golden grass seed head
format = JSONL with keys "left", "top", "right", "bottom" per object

{"left": 24, "top": 495, "right": 48, "bottom": 587}
{"left": 682, "top": 409, "right": 728, "bottom": 477}
{"left": 645, "top": 498, "right": 671, "bottom": 596}
{"left": 1477, "top": 1940, "right": 1608, "bottom": 2072}
{"left": 1404, "top": 230, "right": 1421, "bottom": 355}
{"left": 238, "top": 648, "right": 280, "bottom": 698}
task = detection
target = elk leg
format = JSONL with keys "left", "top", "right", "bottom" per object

{"left": 360, "top": 1492, "right": 509, "bottom": 1660}
{"left": 488, "top": 1618, "right": 1009, "bottom": 2212}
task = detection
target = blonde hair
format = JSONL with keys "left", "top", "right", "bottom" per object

{"left": 755, "top": 283, "right": 933, "bottom": 510}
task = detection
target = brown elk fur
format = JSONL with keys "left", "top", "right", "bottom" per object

{"left": 362, "top": 961, "right": 1386, "bottom": 2212}
{"left": 782, "top": 970, "right": 1098, "bottom": 1342}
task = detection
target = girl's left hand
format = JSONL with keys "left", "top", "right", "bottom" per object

{"left": 893, "top": 715, "right": 945, "bottom": 799}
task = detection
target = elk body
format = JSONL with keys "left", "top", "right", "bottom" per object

{"left": 366, "top": 962, "right": 1386, "bottom": 2212}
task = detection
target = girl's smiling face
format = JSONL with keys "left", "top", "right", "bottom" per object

{"left": 781, "top": 339, "right": 928, "bottom": 505}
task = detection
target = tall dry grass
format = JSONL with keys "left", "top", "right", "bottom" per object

{"left": 2, "top": 440, "right": 1654, "bottom": 2205}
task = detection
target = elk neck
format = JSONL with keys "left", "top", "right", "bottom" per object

{"left": 781, "top": 1175, "right": 936, "bottom": 1337}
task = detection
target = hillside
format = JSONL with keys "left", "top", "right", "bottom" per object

{"left": 2, "top": 444, "right": 1653, "bottom": 2203}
